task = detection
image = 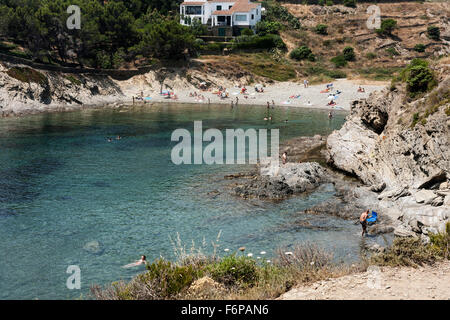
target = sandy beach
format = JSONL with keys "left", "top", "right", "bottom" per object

{"left": 132, "top": 79, "right": 387, "bottom": 111}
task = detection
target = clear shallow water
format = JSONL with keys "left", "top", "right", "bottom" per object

{"left": 0, "top": 104, "right": 380, "bottom": 300}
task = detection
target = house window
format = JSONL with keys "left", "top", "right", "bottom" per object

{"left": 217, "top": 16, "right": 226, "bottom": 22}
{"left": 229, "top": 5, "right": 233, "bottom": 9}
{"left": 185, "top": 6, "right": 202, "bottom": 15}
{"left": 251, "top": 14, "right": 254, "bottom": 20}
{"left": 217, "top": 5, "right": 222, "bottom": 10}
{"left": 256, "top": 9, "right": 259, "bottom": 15}
{"left": 235, "top": 14, "right": 247, "bottom": 22}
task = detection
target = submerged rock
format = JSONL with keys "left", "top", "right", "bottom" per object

{"left": 83, "top": 241, "right": 104, "bottom": 255}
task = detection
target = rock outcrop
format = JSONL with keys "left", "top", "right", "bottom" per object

{"left": 326, "top": 87, "right": 449, "bottom": 190}
{"left": 326, "top": 62, "right": 450, "bottom": 237}
{"left": 233, "top": 162, "right": 328, "bottom": 200}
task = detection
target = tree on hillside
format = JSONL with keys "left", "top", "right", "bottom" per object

{"left": 376, "top": 19, "right": 397, "bottom": 36}
{"left": 131, "top": 12, "right": 196, "bottom": 59}
{"left": 343, "top": 46, "right": 355, "bottom": 61}
{"left": 427, "top": 26, "right": 440, "bottom": 41}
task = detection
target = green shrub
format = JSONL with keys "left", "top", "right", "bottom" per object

{"left": 207, "top": 255, "right": 259, "bottom": 287}
{"left": 331, "top": 54, "right": 347, "bottom": 68}
{"left": 255, "top": 21, "right": 283, "bottom": 36}
{"left": 96, "top": 51, "right": 112, "bottom": 69}
{"left": 371, "top": 237, "right": 440, "bottom": 267}
{"left": 323, "top": 40, "right": 332, "bottom": 47}
{"left": 343, "top": 46, "right": 355, "bottom": 61}
{"left": 233, "top": 34, "right": 286, "bottom": 51}
{"left": 145, "top": 259, "right": 202, "bottom": 298}
{"left": 406, "top": 64, "right": 436, "bottom": 97}
{"left": 263, "top": 1, "right": 301, "bottom": 30}
{"left": 318, "top": 0, "right": 325, "bottom": 6}
{"left": 326, "top": 0, "right": 334, "bottom": 6}
{"left": 414, "top": 44, "right": 426, "bottom": 53}
{"left": 65, "top": 75, "right": 82, "bottom": 86}
{"left": 325, "top": 69, "right": 347, "bottom": 79}
{"left": 376, "top": 19, "right": 397, "bottom": 36}
{"left": 366, "top": 52, "right": 377, "bottom": 60}
{"left": 427, "top": 26, "right": 440, "bottom": 41}
{"left": 430, "top": 222, "right": 450, "bottom": 259}
{"left": 290, "top": 45, "right": 315, "bottom": 61}
{"left": 411, "top": 112, "right": 420, "bottom": 127}
{"left": 112, "top": 48, "right": 126, "bottom": 69}
{"left": 386, "top": 47, "right": 400, "bottom": 56}
{"left": 241, "top": 28, "right": 254, "bottom": 36}
{"left": 343, "top": 0, "right": 357, "bottom": 8}
{"left": 6, "top": 67, "right": 48, "bottom": 85}
{"left": 315, "top": 24, "right": 328, "bottom": 35}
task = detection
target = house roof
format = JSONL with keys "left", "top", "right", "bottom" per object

{"left": 230, "top": 1, "right": 259, "bottom": 13}
{"left": 211, "top": 0, "right": 260, "bottom": 15}
{"left": 180, "top": 2, "right": 206, "bottom": 5}
{"left": 212, "top": 10, "right": 232, "bottom": 15}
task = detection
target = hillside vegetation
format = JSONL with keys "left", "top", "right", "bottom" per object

{"left": 197, "top": 1, "right": 449, "bottom": 83}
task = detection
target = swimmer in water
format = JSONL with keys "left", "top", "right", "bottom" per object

{"left": 122, "top": 255, "right": 147, "bottom": 268}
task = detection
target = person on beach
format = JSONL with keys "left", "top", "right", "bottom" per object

{"left": 282, "top": 152, "right": 287, "bottom": 165}
{"left": 328, "top": 111, "right": 333, "bottom": 119}
{"left": 236, "top": 97, "right": 239, "bottom": 105}
{"left": 267, "top": 101, "right": 270, "bottom": 109}
{"left": 272, "top": 100, "right": 275, "bottom": 108}
{"left": 360, "top": 210, "right": 370, "bottom": 236}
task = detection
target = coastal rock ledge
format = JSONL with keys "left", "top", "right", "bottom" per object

{"left": 234, "top": 162, "right": 328, "bottom": 200}
{"left": 325, "top": 64, "right": 450, "bottom": 235}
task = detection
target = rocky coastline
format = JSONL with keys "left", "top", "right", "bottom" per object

{"left": 227, "top": 63, "right": 450, "bottom": 245}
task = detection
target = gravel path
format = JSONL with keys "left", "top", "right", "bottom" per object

{"left": 279, "top": 261, "right": 450, "bottom": 300}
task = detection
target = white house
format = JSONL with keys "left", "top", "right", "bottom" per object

{"left": 180, "top": 0, "right": 262, "bottom": 36}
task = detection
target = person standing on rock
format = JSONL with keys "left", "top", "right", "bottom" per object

{"left": 360, "top": 210, "right": 370, "bottom": 236}
{"left": 282, "top": 152, "right": 287, "bottom": 165}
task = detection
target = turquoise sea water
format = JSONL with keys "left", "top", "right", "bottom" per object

{"left": 0, "top": 104, "right": 377, "bottom": 300}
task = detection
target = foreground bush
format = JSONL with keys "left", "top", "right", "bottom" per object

{"left": 430, "top": 222, "right": 450, "bottom": 259}
{"left": 371, "top": 224, "right": 450, "bottom": 268}
{"left": 207, "top": 255, "right": 258, "bottom": 287}
{"left": 371, "top": 237, "right": 440, "bottom": 267}
{"left": 90, "top": 243, "right": 358, "bottom": 300}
